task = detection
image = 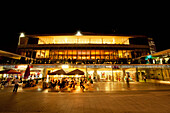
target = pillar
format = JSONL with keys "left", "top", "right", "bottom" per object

{"left": 122, "top": 68, "right": 126, "bottom": 82}
{"left": 43, "top": 67, "right": 47, "bottom": 79}
{"left": 85, "top": 66, "right": 88, "bottom": 78}
{"left": 112, "top": 67, "right": 114, "bottom": 81}
{"left": 136, "top": 67, "right": 139, "bottom": 82}
{"left": 161, "top": 68, "right": 164, "bottom": 81}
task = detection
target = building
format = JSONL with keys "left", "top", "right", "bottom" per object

{"left": 17, "top": 31, "right": 154, "bottom": 64}
{"left": 0, "top": 32, "right": 169, "bottom": 83}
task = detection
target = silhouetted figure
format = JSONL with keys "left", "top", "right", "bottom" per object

{"left": 126, "top": 74, "right": 130, "bottom": 88}
{"left": 80, "top": 79, "right": 85, "bottom": 91}
{"left": 13, "top": 77, "right": 20, "bottom": 92}
{"left": 144, "top": 76, "right": 146, "bottom": 83}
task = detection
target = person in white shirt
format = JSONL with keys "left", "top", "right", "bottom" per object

{"left": 13, "top": 77, "right": 20, "bottom": 92}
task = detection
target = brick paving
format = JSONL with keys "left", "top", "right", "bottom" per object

{"left": 0, "top": 82, "right": 170, "bottom": 113}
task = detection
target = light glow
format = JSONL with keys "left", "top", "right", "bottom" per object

{"left": 75, "top": 31, "right": 82, "bottom": 36}
{"left": 20, "top": 32, "right": 25, "bottom": 37}
{"left": 17, "top": 65, "right": 27, "bottom": 69}
{"left": 62, "top": 65, "right": 69, "bottom": 68}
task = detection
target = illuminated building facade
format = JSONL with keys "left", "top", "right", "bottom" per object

{"left": 0, "top": 32, "right": 162, "bottom": 82}
{"left": 17, "top": 32, "right": 152, "bottom": 64}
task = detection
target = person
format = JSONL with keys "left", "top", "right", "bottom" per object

{"left": 13, "top": 77, "right": 20, "bottom": 92}
{"left": 80, "top": 79, "right": 85, "bottom": 92}
{"left": 7, "top": 78, "right": 10, "bottom": 87}
{"left": 144, "top": 76, "right": 146, "bottom": 83}
{"left": 90, "top": 79, "right": 93, "bottom": 87}
{"left": 126, "top": 74, "right": 130, "bottom": 88}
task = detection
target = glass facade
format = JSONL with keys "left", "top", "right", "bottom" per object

{"left": 37, "top": 36, "right": 130, "bottom": 45}
{"left": 19, "top": 49, "right": 137, "bottom": 60}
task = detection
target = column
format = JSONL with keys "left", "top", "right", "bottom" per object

{"left": 161, "top": 68, "right": 164, "bottom": 80}
{"left": 122, "top": 68, "right": 126, "bottom": 82}
{"left": 112, "top": 66, "right": 114, "bottom": 81}
{"left": 85, "top": 66, "right": 88, "bottom": 78}
{"left": 136, "top": 67, "right": 139, "bottom": 82}
{"left": 42, "top": 67, "right": 48, "bottom": 89}
{"left": 43, "top": 67, "right": 47, "bottom": 79}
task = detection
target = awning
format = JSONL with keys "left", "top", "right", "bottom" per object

{"left": 48, "top": 69, "right": 67, "bottom": 75}
{"left": 66, "top": 69, "right": 84, "bottom": 75}
{"left": 0, "top": 69, "right": 21, "bottom": 74}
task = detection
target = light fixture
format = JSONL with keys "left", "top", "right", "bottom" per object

{"left": 20, "top": 32, "right": 25, "bottom": 37}
{"left": 75, "top": 31, "right": 82, "bottom": 36}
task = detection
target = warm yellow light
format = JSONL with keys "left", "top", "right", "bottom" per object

{"left": 18, "top": 65, "right": 27, "bottom": 69}
{"left": 65, "top": 39, "right": 67, "bottom": 43}
{"left": 75, "top": 31, "right": 82, "bottom": 36}
{"left": 113, "top": 38, "right": 115, "bottom": 44}
{"left": 62, "top": 65, "right": 69, "bottom": 68}
{"left": 20, "top": 32, "right": 25, "bottom": 37}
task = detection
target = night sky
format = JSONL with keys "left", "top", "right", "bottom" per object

{"left": 1, "top": 3, "right": 169, "bottom": 53}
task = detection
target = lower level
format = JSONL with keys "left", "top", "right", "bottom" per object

{"left": 0, "top": 64, "right": 170, "bottom": 84}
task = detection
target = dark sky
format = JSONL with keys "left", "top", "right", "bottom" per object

{"left": 1, "top": 2, "right": 169, "bottom": 53}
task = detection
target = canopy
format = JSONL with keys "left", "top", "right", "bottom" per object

{"left": 66, "top": 69, "right": 84, "bottom": 75}
{"left": 0, "top": 69, "right": 21, "bottom": 74}
{"left": 48, "top": 69, "right": 66, "bottom": 75}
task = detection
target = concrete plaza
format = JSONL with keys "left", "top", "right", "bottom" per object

{"left": 0, "top": 82, "right": 170, "bottom": 113}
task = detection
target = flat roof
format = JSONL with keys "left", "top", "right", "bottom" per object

{"left": 136, "top": 49, "right": 170, "bottom": 59}
{"left": 25, "top": 32, "right": 148, "bottom": 38}
{"left": 0, "top": 50, "right": 33, "bottom": 60}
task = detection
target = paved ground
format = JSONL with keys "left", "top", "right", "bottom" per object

{"left": 0, "top": 82, "right": 170, "bottom": 113}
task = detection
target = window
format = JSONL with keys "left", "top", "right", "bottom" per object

{"left": 45, "top": 50, "right": 49, "bottom": 58}
{"left": 73, "top": 50, "right": 77, "bottom": 55}
{"left": 78, "top": 50, "right": 81, "bottom": 55}
{"left": 91, "top": 50, "right": 95, "bottom": 55}
{"left": 68, "top": 50, "right": 72, "bottom": 55}
{"left": 82, "top": 50, "right": 86, "bottom": 55}
{"left": 118, "top": 50, "right": 123, "bottom": 58}
{"left": 96, "top": 50, "right": 100, "bottom": 55}
{"left": 87, "top": 50, "right": 90, "bottom": 55}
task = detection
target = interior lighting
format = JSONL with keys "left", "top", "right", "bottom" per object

{"left": 113, "top": 38, "right": 115, "bottom": 44}
{"left": 62, "top": 65, "right": 69, "bottom": 68}
{"left": 17, "top": 65, "right": 27, "bottom": 69}
{"left": 46, "top": 75, "right": 49, "bottom": 83}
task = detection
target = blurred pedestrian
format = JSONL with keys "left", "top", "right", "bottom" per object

{"left": 90, "top": 79, "right": 93, "bottom": 87}
{"left": 126, "top": 74, "right": 130, "bottom": 88}
{"left": 13, "top": 77, "right": 20, "bottom": 92}
{"left": 144, "top": 76, "right": 146, "bottom": 83}
{"left": 80, "top": 79, "right": 85, "bottom": 92}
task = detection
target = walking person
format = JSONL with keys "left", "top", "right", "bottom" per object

{"left": 144, "top": 75, "right": 146, "bottom": 83}
{"left": 126, "top": 74, "right": 130, "bottom": 88}
{"left": 13, "top": 77, "right": 20, "bottom": 92}
{"left": 90, "top": 79, "right": 93, "bottom": 88}
{"left": 80, "top": 79, "right": 85, "bottom": 92}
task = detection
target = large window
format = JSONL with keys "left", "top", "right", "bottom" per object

{"left": 47, "top": 49, "right": 135, "bottom": 60}
{"left": 36, "top": 50, "right": 49, "bottom": 58}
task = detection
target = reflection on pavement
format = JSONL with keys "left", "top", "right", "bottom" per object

{"left": 1, "top": 82, "right": 170, "bottom": 93}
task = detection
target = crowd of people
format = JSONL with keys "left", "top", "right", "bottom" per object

{"left": 48, "top": 78, "right": 94, "bottom": 92}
